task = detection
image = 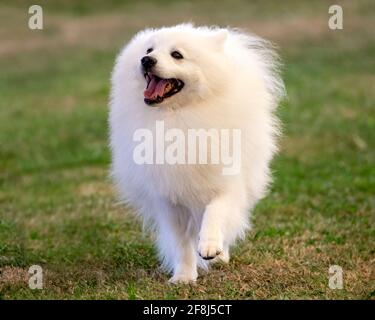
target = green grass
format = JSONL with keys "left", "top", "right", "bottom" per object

{"left": 0, "top": 0, "right": 374, "bottom": 299}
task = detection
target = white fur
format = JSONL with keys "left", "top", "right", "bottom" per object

{"left": 109, "top": 24, "right": 285, "bottom": 283}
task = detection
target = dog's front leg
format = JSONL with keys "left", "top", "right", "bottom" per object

{"left": 198, "top": 198, "right": 225, "bottom": 260}
{"left": 154, "top": 201, "right": 198, "bottom": 284}
{"left": 198, "top": 190, "right": 248, "bottom": 261}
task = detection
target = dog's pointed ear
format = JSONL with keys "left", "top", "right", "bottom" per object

{"left": 212, "top": 29, "right": 228, "bottom": 48}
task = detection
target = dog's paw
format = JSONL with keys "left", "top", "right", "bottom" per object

{"left": 168, "top": 274, "right": 197, "bottom": 284}
{"left": 198, "top": 238, "right": 223, "bottom": 260}
{"left": 215, "top": 249, "right": 230, "bottom": 264}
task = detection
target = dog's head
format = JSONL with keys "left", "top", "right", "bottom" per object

{"left": 125, "top": 24, "right": 230, "bottom": 107}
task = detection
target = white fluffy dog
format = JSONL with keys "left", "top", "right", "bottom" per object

{"left": 109, "top": 24, "right": 284, "bottom": 283}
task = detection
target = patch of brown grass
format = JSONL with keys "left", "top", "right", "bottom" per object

{"left": 0, "top": 267, "right": 29, "bottom": 293}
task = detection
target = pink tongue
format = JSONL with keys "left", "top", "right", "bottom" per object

{"left": 144, "top": 77, "right": 169, "bottom": 99}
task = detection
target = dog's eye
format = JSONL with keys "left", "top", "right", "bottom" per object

{"left": 171, "top": 51, "right": 183, "bottom": 59}
{"left": 146, "top": 48, "right": 153, "bottom": 54}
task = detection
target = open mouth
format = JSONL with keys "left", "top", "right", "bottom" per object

{"left": 143, "top": 73, "right": 184, "bottom": 105}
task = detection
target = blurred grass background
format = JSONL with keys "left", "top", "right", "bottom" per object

{"left": 0, "top": 0, "right": 374, "bottom": 299}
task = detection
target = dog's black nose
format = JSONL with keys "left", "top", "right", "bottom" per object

{"left": 141, "top": 56, "right": 157, "bottom": 70}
